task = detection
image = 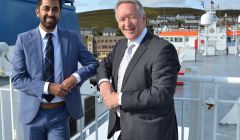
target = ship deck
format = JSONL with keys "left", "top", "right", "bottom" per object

{"left": 1, "top": 54, "right": 240, "bottom": 140}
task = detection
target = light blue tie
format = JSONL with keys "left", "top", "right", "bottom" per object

{"left": 117, "top": 43, "right": 136, "bottom": 92}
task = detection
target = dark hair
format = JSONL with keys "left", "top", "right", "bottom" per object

{"left": 36, "top": 0, "right": 62, "bottom": 10}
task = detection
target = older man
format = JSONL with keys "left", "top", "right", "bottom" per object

{"left": 97, "top": 0, "right": 180, "bottom": 140}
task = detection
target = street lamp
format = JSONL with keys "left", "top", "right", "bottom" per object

{"left": 200, "top": 12, "right": 213, "bottom": 56}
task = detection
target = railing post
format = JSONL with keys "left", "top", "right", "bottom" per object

{"left": 237, "top": 99, "right": 240, "bottom": 140}
{"left": 80, "top": 119, "right": 83, "bottom": 140}
{"left": 0, "top": 88, "right": 6, "bottom": 140}
{"left": 213, "top": 84, "right": 218, "bottom": 140}
{"left": 200, "top": 83, "right": 205, "bottom": 140}
{"left": 9, "top": 77, "right": 15, "bottom": 140}
{"left": 181, "top": 100, "right": 184, "bottom": 140}
{"left": 95, "top": 97, "right": 98, "bottom": 140}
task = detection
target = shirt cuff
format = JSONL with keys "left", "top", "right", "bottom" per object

{"left": 118, "top": 92, "right": 122, "bottom": 105}
{"left": 98, "top": 79, "right": 110, "bottom": 86}
{"left": 72, "top": 73, "right": 81, "bottom": 83}
{"left": 44, "top": 82, "right": 50, "bottom": 94}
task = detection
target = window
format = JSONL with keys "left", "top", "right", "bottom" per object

{"left": 175, "top": 37, "right": 183, "bottom": 42}
{"left": 102, "top": 45, "right": 107, "bottom": 49}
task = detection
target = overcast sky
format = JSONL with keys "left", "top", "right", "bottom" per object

{"left": 74, "top": 0, "right": 240, "bottom": 13}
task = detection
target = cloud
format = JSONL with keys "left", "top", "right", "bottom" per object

{"left": 218, "top": 0, "right": 240, "bottom": 9}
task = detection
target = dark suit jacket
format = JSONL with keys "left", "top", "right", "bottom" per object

{"left": 97, "top": 31, "right": 180, "bottom": 140}
{"left": 11, "top": 27, "right": 99, "bottom": 124}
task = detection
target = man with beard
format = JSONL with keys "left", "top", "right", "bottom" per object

{"left": 11, "top": 0, "right": 99, "bottom": 140}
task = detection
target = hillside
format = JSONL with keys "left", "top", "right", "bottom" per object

{"left": 78, "top": 9, "right": 117, "bottom": 32}
{"left": 77, "top": 7, "right": 240, "bottom": 32}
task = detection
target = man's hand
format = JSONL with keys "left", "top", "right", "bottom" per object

{"left": 61, "top": 75, "right": 78, "bottom": 92}
{"left": 102, "top": 91, "right": 120, "bottom": 109}
{"left": 99, "top": 81, "right": 113, "bottom": 97}
{"left": 99, "top": 81, "right": 119, "bottom": 109}
{"left": 48, "top": 83, "right": 68, "bottom": 97}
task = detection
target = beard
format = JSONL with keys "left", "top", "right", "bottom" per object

{"left": 40, "top": 15, "right": 59, "bottom": 31}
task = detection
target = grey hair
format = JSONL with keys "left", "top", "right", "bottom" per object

{"left": 114, "top": 0, "right": 145, "bottom": 20}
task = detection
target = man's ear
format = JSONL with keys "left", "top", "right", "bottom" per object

{"left": 143, "top": 15, "right": 147, "bottom": 25}
{"left": 36, "top": 8, "right": 40, "bottom": 18}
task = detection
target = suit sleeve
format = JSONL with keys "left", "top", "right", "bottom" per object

{"left": 96, "top": 43, "right": 117, "bottom": 82}
{"left": 74, "top": 33, "right": 99, "bottom": 84}
{"left": 11, "top": 35, "right": 45, "bottom": 98}
{"left": 121, "top": 43, "right": 180, "bottom": 111}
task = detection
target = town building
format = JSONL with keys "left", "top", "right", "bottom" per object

{"left": 87, "top": 35, "right": 124, "bottom": 60}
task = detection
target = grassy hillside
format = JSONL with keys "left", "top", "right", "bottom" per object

{"left": 77, "top": 9, "right": 117, "bottom": 32}
{"left": 77, "top": 7, "right": 240, "bottom": 32}
{"left": 144, "top": 7, "right": 204, "bottom": 19}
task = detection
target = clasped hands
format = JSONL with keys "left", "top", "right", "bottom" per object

{"left": 99, "top": 81, "right": 119, "bottom": 109}
{"left": 48, "top": 75, "right": 78, "bottom": 97}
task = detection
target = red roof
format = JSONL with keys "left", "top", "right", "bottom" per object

{"left": 227, "top": 30, "right": 240, "bottom": 36}
{"left": 160, "top": 30, "right": 198, "bottom": 36}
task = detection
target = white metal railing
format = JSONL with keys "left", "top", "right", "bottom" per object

{"left": 70, "top": 105, "right": 109, "bottom": 140}
{"left": 178, "top": 75, "right": 240, "bottom": 140}
{"left": 178, "top": 75, "right": 240, "bottom": 84}
{"left": 0, "top": 75, "right": 240, "bottom": 140}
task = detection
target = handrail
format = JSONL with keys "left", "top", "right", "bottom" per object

{"left": 70, "top": 109, "right": 109, "bottom": 140}
{"left": 178, "top": 75, "right": 240, "bottom": 84}
{"left": 1, "top": 75, "right": 240, "bottom": 92}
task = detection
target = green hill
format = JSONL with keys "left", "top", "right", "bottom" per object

{"left": 77, "top": 9, "right": 117, "bottom": 32}
{"left": 77, "top": 7, "right": 240, "bottom": 32}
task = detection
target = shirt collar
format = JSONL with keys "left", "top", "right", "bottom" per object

{"left": 128, "top": 27, "right": 147, "bottom": 47}
{"left": 39, "top": 25, "right": 58, "bottom": 40}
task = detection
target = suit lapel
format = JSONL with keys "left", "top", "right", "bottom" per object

{"left": 32, "top": 28, "right": 43, "bottom": 76}
{"left": 58, "top": 28, "right": 69, "bottom": 78}
{"left": 113, "top": 40, "right": 128, "bottom": 85}
{"left": 121, "top": 32, "right": 152, "bottom": 90}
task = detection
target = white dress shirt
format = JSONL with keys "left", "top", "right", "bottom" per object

{"left": 39, "top": 26, "right": 81, "bottom": 103}
{"left": 116, "top": 27, "right": 147, "bottom": 116}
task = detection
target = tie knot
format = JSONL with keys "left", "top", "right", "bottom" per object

{"left": 127, "top": 43, "right": 135, "bottom": 55}
{"left": 129, "top": 43, "right": 135, "bottom": 49}
{"left": 46, "top": 33, "right": 53, "bottom": 40}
